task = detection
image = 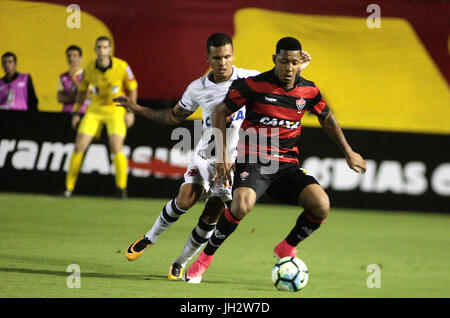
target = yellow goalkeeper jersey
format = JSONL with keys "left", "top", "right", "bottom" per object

{"left": 78, "top": 56, "right": 137, "bottom": 114}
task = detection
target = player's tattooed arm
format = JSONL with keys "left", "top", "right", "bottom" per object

{"left": 211, "top": 102, "right": 235, "bottom": 186}
{"left": 113, "top": 96, "right": 192, "bottom": 125}
{"left": 146, "top": 103, "right": 193, "bottom": 125}
{"left": 124, "top": 89, "right": 138, "bottom": 128}
{"left": 318, "top": 112, "right": 367, "bottom": 174}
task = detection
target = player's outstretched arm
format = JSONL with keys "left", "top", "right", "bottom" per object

{"left": 211, "top": 102, "right": 235, "bottom": 186}
{"left": 113, "top": 96, "right": 192, "bottom": 125}
{"left": 318, "top": 112, "right": 367, "bottom": 174}
{"left": 124, "top": 88, "right": 138, "bottom": 128}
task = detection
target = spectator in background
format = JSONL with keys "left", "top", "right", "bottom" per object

{"left": 57, "top": 45, "right": 89, "bottom": 113}
{"left": 58, "top": 46, "right": 102, "bottom": 139}
{"left": 0, "top": 52, "right": 38, "bottom": 111}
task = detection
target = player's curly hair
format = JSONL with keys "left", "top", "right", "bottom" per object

{"left": 276, "top": 37, "right": 302, "bottom": 53}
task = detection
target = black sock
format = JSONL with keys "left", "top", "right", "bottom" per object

{"left": 285, "top": 210, "right": 324, "bottom": 246}
{"left": 190, "top": 218, "right": 216, "bottom": 247}
{"left": 204, "top": 208, "right": 241, "bottom": 255}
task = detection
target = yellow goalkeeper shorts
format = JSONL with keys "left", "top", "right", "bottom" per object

{"left": 78, "top": 109, "right": 127, "bottom": 137}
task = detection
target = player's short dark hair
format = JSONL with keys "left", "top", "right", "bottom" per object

{"left": 95, "top": 36, "right": 112, "bottom": 45}
{"left": 66, "top": 45, "right": 82, "bottom": 56}
{"left": 2, "top": 52, "right": 17, "bottom": 63}
{"left": 206, "top": 33, "right": 233, "bottom": 54}
{"left": 276, "top": 37, "right": 302, "bottom": 54}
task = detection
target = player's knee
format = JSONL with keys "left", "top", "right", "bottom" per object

{"left": 73, "top": 142, "right": 88, "bottom": 153}
{"left": 201, "top": 196, "right": 226, "bottom": 223}
{"left": 176, "top": 196, "right": 196, "bottom": 211}
{"left": 74, "top": 134, "right": 92, "bottom": 153}
{"left": 108, "top": 134, "right": 126, "bottom": 154}
{"left": 309, "top": 194, "right": 330, "bottom": 219}
{"left": 231, "top": 196, "right": 255, "bottom": 219}
{"left": 299, "top": 184, "right": 330, "bottom": 219}
{"left": 176, "top": 184, "right": 203, "bottom": 211}
{"left": 230, "top": 188, "right": 257, "bottom": 219}
{"left": 109, "top": 143, "right": 122, "bottom": 154}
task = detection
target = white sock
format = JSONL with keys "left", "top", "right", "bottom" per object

{"left": 145, "top": 199, "right": 186, "bottom": 243}
{"left": 173, "top": 218, "right": 215, "bottom": 267}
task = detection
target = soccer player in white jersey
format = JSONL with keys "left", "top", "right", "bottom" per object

{"left": 113, "top": 33, "right": 311, "bottom": 280}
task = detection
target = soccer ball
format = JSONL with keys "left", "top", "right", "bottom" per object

{"left": 272, "top": 257, "right": 309, "bottom": 292}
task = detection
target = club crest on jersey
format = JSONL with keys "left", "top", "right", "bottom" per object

{"left": 240, "top": 171, "right": 249, "bottom": 180}
{"left": 111, "top": 85, "right": 120, "bottom": 94}
{"left": 187, "top": 169, "right": 199, "bottom": 177}
{"left": 296, "top": 98, "right": 306, "bottom": 110}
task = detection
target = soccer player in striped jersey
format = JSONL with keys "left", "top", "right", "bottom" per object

{"left": 184, "top": 37, "right": 367, "bottom": 284}
{"left": 114, "top": 33, "right": 312, "bottom": 280}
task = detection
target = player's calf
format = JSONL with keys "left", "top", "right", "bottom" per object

{"left": 171, "top": 217, "right": 216, "bottom": 273}
{"left": 145, "top": 198, "right": 187, "bottom": 244}
{"left": 176, "top": 183, "right": 204, "bottom": 211}
{"left": 298, "top": 183, "right": 330, "bottom": 219}
{"left": 202, "top": 207, "right": 241, "bottom": 257}
{"left": 274, "top": 210, "right": 324, "bottom": 259}
{"left": 200, "top": 196, "right": 227, "bottom": 223}
{"left": 230, "top": 187, "right": 257, "bottom": 219}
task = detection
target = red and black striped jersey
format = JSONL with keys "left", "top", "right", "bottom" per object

{"left": 223, "top": 69, "right": 329, "bottom": 164}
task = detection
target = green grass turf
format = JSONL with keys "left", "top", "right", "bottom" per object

{"left": 0, "top": 192, "right": 449, "bottom": 298}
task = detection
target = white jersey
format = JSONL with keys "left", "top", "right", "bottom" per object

{"left": 179, "top": 66, "right": 260, "bottom": 161}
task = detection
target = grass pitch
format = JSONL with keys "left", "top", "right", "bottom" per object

{"left": 0, "top": 192, "right": 448, "bottom": 298}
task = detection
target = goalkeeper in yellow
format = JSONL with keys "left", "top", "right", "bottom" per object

{"left": 63, "top": 36, "right": 138, "bottom": 199}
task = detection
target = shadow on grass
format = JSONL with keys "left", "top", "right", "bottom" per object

{"left": 0, "top": 266, "right": 167, "bottom": 281}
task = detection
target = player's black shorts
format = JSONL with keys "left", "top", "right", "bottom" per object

{"left": 232, "top": 161, "right": 319, "bottom": 205}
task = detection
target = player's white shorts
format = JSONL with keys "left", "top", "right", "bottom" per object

{"left": 181, "top": 153, "right": 233, "bottom": 202}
